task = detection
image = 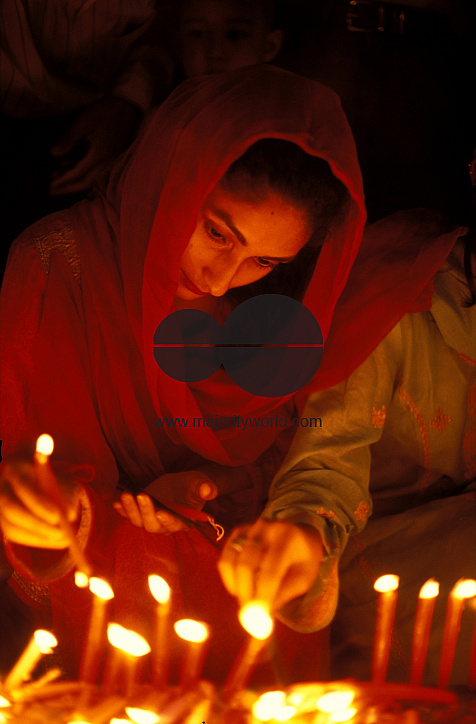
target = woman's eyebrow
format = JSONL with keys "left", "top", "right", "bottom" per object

{"left": 208, "top": 205, "right": 298, "bottom": 262}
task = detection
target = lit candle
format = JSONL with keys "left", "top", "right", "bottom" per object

{"left": 223, "top": 600, "right": 274, "bottom": 702}
{"left": 410, "top": 578, "right": 439, "bottom": 686}
{"left": 79, "top": 577, "right": 114, "bottom": 684}
{"left": 4, "top": 629, "right": 58, "bottom": 691}
{"left": 438, "top": 578, "right": 476, "bottom": 688}
{"left": 103, "top": 623, "right": 151, "bottom": 698}
{"left": 125, "top": 707, "right": 160, "bottom": 724}
{"left": 372, "top": 574, "right": 399, "bottom": 684}
{"left": 174, "top": 619, "right": 210, "bottom": 690}
{"left": 34, "top": 434, "right": 91, "bottom": 579}
{"left": 148, "top": 574, "right": 171, "bottom": 689}
{"left": 469, "top": 597, "right": 476, "bottom": 690}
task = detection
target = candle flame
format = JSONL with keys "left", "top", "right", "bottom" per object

{"left": 238, "top": 600, "right": 274, "bottom": 640}
{"left": 252, "top": 691, "right": 286, "bottom": 721}
{"left": 148, "top": 574, "right": 171, "bottom": 604}
{"left": 0, "top": 698, "right": 10, "bottom": 708}
{"left": 89, "top": 576, "right": 114, "bottom": 600}
{"left": 174, "top": 619, "right": 209, "bottom": 643}
{"left": 374, "top": 574, "right": 399, "bottom": 593}
{"left": 74, "top": 571, "right": 90, "bottom": 589}
{"left": 33, "top": 630, "right": 58, "bottom": 653}
{"left": 419, "top": 578, "right": 440, "bottom": 599}
{"left": 126, "top": 708, "right": 160, "bottom": 724}
{"left": 330, "top": 708, "right": 358, "bottom": 722}
{"left": 35, "top": 434, "right": 54, "bottom": 457}
{"left": 110, "top": 720, "right": 132, "bottom": 724}
{"left": 107, "top": 623, "right": 151, "bottom": 657}
{"left": 317, "top": 690, "right": 355, "bottom": 713}
{"left": 453, "top": 579, "right": 476, "bottom": 599}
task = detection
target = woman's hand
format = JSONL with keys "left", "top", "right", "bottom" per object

{"left": 112, "top": 471, "right": 218, "bottom": 534}
{"left": 218, "top": 518, "right": 324, "bottom": 613}
{"left": 0, "top": 459, "right": 81, "bottom": 549}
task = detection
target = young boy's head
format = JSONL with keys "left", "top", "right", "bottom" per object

{"left": 179, "top": 0, "right": 284, "bottom": 78}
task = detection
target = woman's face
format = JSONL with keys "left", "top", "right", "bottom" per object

{"left": 176, "top": 184, "right": 313, "bottom": 300}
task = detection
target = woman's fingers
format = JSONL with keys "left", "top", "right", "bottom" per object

{"left": 116, "top": 493, "right": 189, "bottom": 534}
{"left": 218, "top": 521, "right": 323, "bottom": 613}
{"left": 0, "top": 495, "right": 69, "bottom": 548}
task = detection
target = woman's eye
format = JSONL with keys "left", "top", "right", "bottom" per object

{"left": 206, "top": 225, "right": 228, "bottom": 244}
{"left": 255, "top": 257, "right": 278, "bottom": 269}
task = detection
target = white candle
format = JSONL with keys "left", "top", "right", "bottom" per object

{"left": 223, "top": 600, "right": 274, "bottom": 702}
{"left": 469, "top": 597, "right": 476, "bottom": 690}
{"left": 79, "top": 577, "right": 114, "bottom": 684}
{"left": 103, "top": 623, "right": 151, "bottom": 698}
{"left": 34, "top": 434, "right": 91, "bottom": 579}
{"left": 410, "top": 578, "right": 439, "bottom": 686}
{"left": 148, "top": 574, "right": 171, "bottom": 689}
{"left": 438, "top": 578, "right": 476, "bottom": 688}
{"left": 174, "top": 619, "right": 210, "bottom": 690}
{"left": 372, "top": 574, "right": 399, "bottom": 684}
{"left": 4, "top": 629, "right": 58, "bottom": 691}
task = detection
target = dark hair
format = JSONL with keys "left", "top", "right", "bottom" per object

{"left": 220, "top": 138, "right": 350, "bottom": 303}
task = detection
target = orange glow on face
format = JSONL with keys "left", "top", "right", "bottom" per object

{"left": 453, "top": 579, "right": 476, "bottom": 599}
{"left": 419, "top": 579, "right": 440, "bottom": 599}
{"left": 174, "top": 619, "right": 209, "bottom": 643}
{"left": 107, "top": 624, "right": 151, "bottom": 657}
{"left": 148, "top": 574, "right": 171, "bottom": 604}
{"left": 34, "top": 630, "right": 58, "bottom": 653}
{"left": 89, "top": 576, "right": 114, "bottom": 601}
{"left": 238, "top": 600, "right": 273, "bottom": 640}
{"left": 374, "top": 574, "right": 399, "bottom": 593}
{"left": 35, "top": 434, "right": 54, "bottom": 457}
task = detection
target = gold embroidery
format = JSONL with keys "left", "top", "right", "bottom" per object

{"left": 315, "top": 506, "right": 336, "bottom": 520}
{"left": 354, "top": 501, "right": 370, "bottom": 522}
{"left": 33, "top": 218, "right": 81, "bottom": 284}
{"left": 372, "top": 405, "right": 386, "bottom": 429}
{"left": 12, "top": 571, "right": 51, "bottom": 607}
{"left": 397, "top": 372, "right": 431, "bottom": 490}
{"left": 429, "top": 407, "right": 452, "bottom": 433}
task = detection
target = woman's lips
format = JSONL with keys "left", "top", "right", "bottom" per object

{"left": 180, "top": 270, "right": 208, "bottom": 296}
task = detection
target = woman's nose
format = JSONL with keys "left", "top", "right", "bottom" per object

{"left": 204, "top": 258, "right": 238, "bottom": 297}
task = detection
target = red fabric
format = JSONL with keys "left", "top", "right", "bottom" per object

{"left": 0, "top": 65, "right": 465, "bottom": 681}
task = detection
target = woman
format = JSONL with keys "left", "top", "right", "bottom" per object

{"left": 0, "top": 65, "right": 460, "bottom": 682}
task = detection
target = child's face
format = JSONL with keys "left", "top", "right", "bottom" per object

{"left": 179, "top": 0, "right": 283, "bottom": 78}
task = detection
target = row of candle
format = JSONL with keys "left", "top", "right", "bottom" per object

{"left": 0, "top": 570, "right": 274, "bottom": 706}
{"left": 372, "top": 574, "right": 476, "bottom": 688}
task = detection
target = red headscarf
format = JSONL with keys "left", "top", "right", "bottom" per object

{"left": 0, "top": 65, "right": 463, "bottom": 493}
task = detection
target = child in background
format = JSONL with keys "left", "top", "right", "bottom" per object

{"left": 175, "top": 0, "right": 284, "bottom": 78}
